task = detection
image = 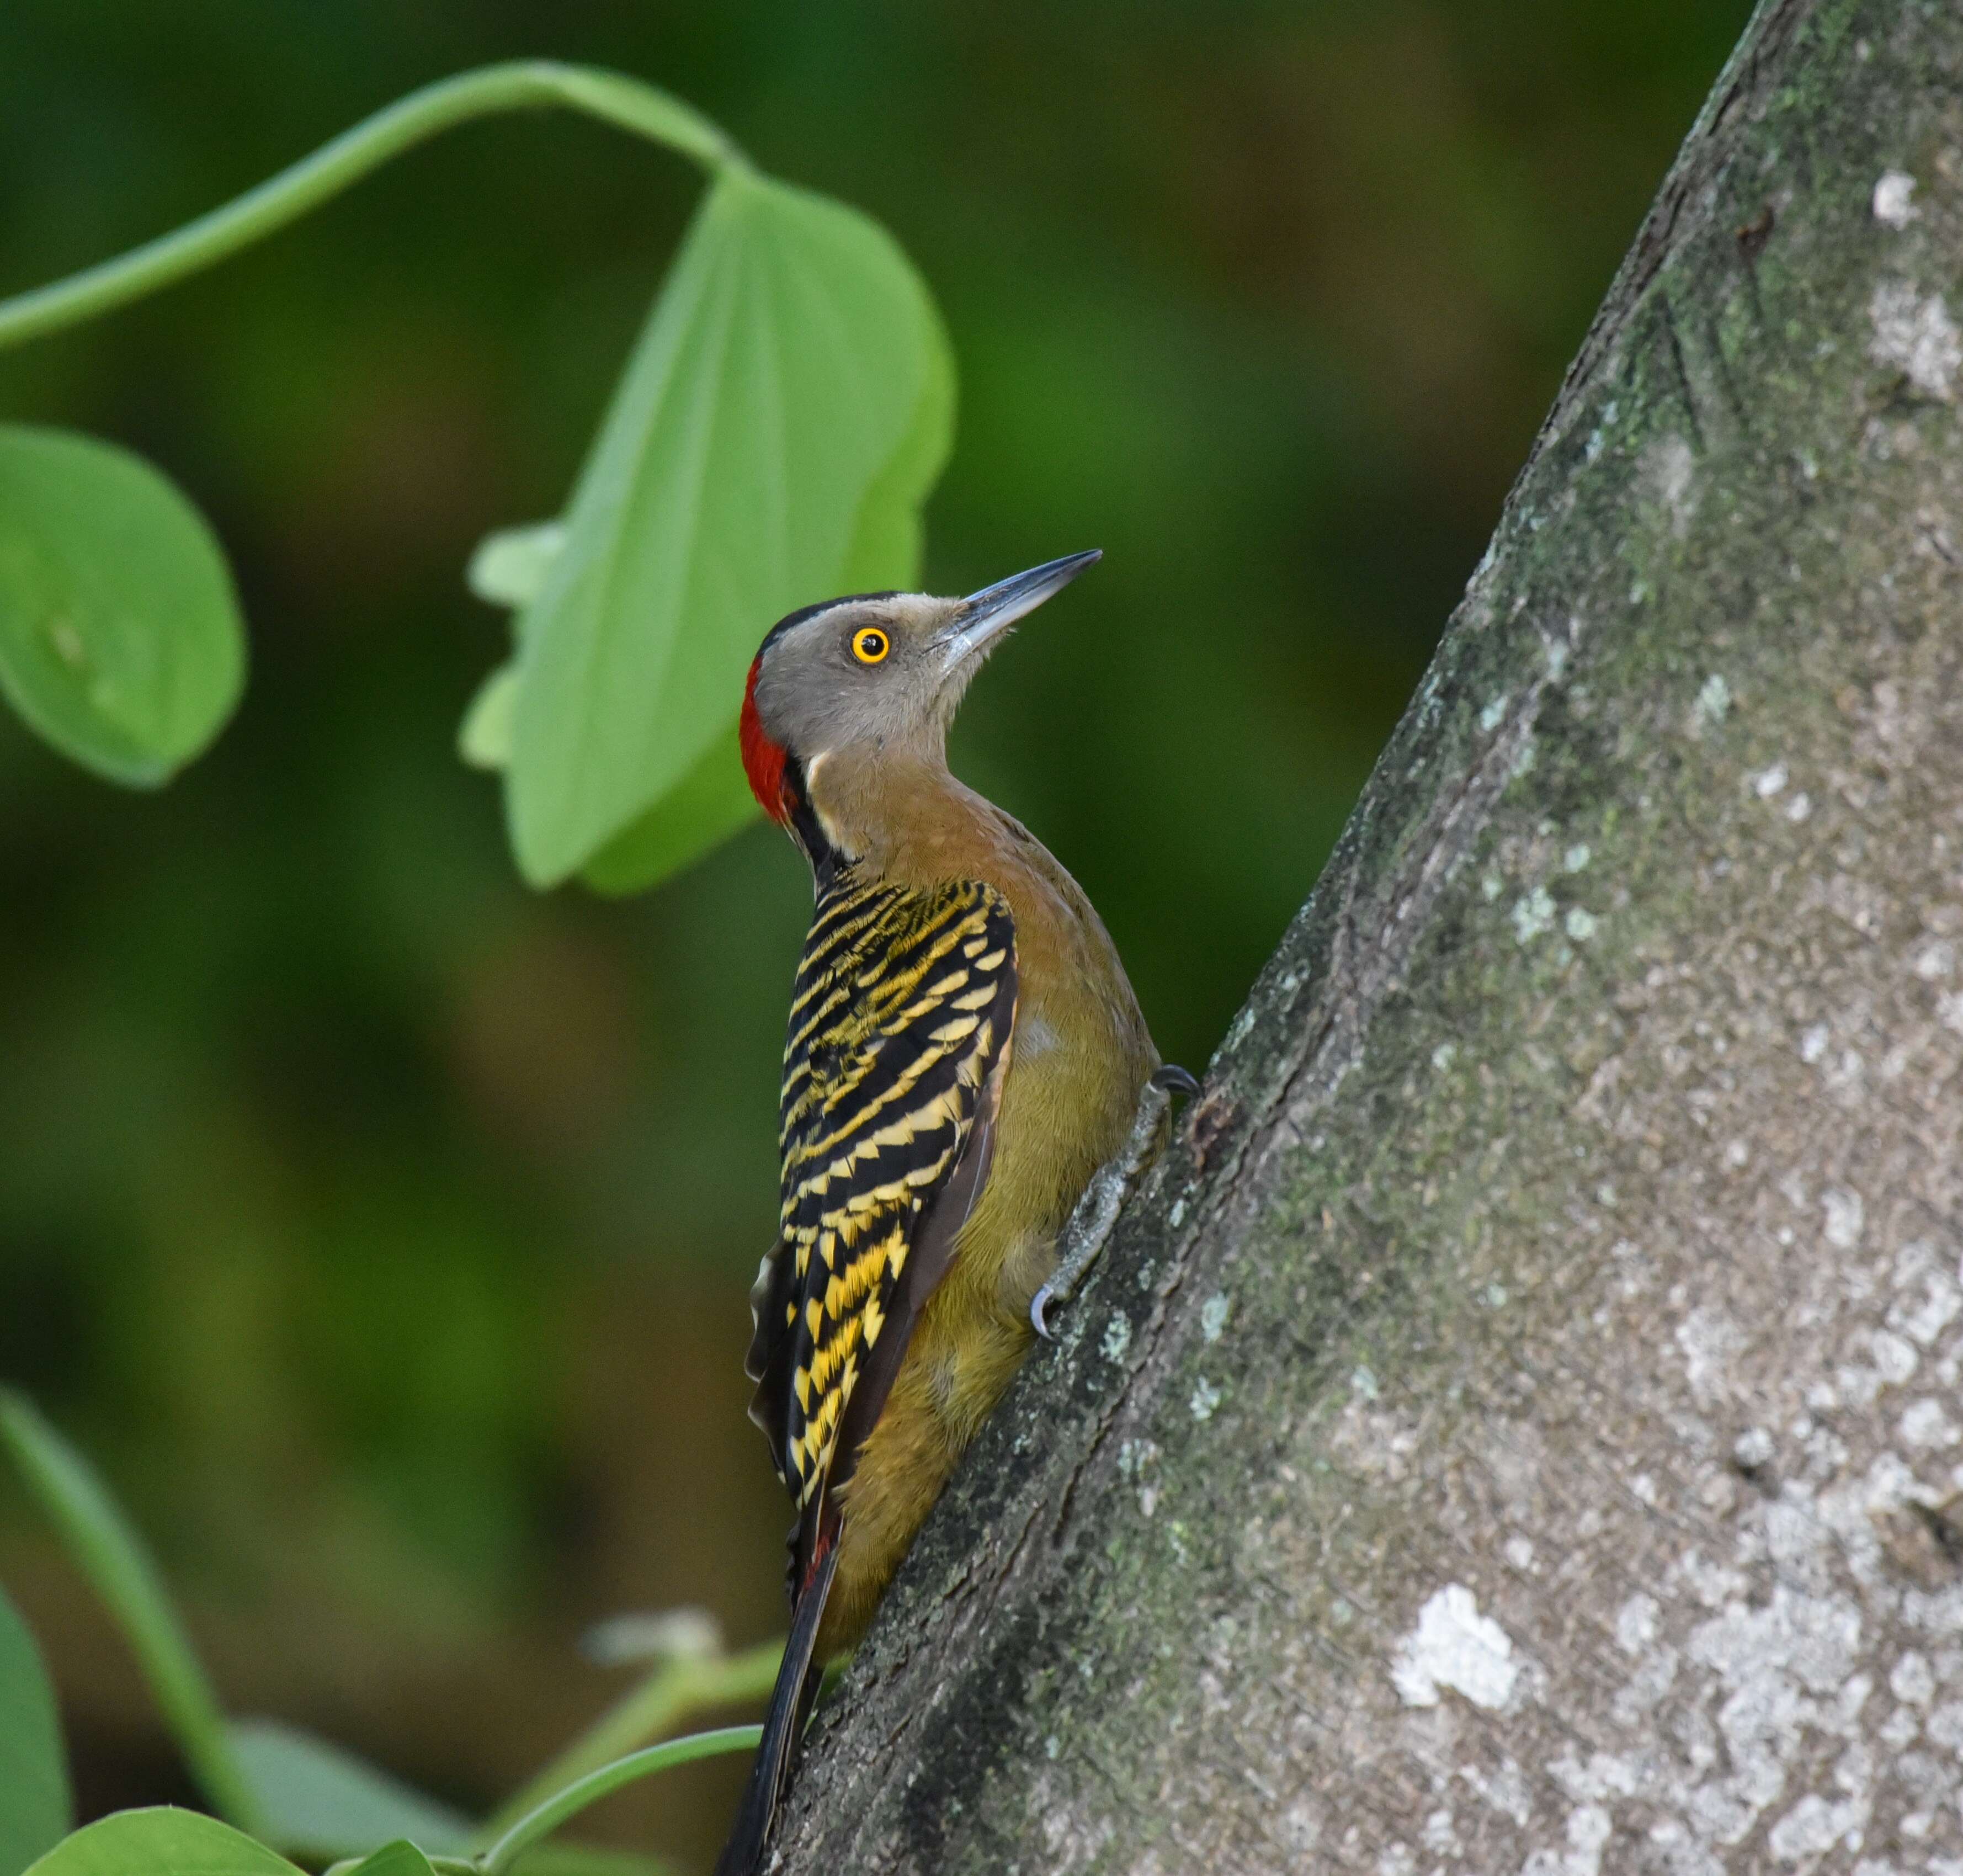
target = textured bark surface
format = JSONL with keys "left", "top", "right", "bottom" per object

{"left": 772, "top": 2, "right": 1963, "bottom": 1869}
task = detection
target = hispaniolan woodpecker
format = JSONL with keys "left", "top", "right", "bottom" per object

{"left": 715, "top": 551, "right": 1186, "bottom": 1874}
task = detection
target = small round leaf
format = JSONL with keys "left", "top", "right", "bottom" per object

{"left": 0, "top": 425, "right": 245, "bottom": 786}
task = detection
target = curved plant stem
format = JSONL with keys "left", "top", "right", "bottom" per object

{"left": 0, "top": 61, "right": 749, "bottom": 352}
{"left": 472, "top": 1639, "right": 781, "bottom": 1848}
{"left": 476, "top": 1726, "right": 763, "bottom": 1876}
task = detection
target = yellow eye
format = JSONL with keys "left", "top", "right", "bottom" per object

{"left": 852, "top": 626, "right": 890, "bottom": 665}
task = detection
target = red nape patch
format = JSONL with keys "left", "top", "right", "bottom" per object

{"left": 740, "top": 654, "right": 789, "bottom": 823}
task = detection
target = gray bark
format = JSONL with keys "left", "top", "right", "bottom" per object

{"left": 772, "top": 2, "right": 1963, "bottom": 1869}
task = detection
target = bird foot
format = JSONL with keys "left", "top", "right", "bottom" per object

{"left": 1031, "top": 1064, "right": 1200, "bottom": 1338}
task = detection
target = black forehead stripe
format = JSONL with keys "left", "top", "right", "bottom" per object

{"left": 757, "top": 591, "right": 901, "bottom": 657}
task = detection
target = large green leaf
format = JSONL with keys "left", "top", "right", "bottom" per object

{"left": 22, "top": 1810, "right": 297, "bottom": 1876}
{"left": 229, "top": 1720, "right": 474, "bottom": 1860}
{"left": 502, "top": 169, "right": 954, "bottom": 889}
{"left": 0, "top": 426, "right": 244, "bottom": 785}
{"left": 0, "top": 1586, "right": 70, "bottom": 1876}
{"left": 0, "top": 1395, "right": 260, "bottom": 1833}
{"left": 577, "top": 726, "right": 756, "bottom": 895}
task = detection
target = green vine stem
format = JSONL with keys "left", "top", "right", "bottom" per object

{"left": 473, "top": 1638, "right": 781, "bottom": 1848}
{"left": 475, "top": 1726, "right": 763, "bottom": 1876}
{"left": 0, "top": 61, "right": 749, "bottom": 352}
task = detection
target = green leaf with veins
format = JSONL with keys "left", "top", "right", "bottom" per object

{"left": 501, "top": 169, "right": 953, "bottom": 890}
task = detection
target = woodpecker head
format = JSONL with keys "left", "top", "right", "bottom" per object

{"left": 740, "top": 550, "right": 1099, "bottom": 830}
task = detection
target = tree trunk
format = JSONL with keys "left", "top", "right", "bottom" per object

{"left": 772, "top": 2, "right": 1963, "bottom": 1868}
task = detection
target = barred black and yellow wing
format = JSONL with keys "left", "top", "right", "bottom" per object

{"left": 744, "top": 874, "right": 1017, "bottom": 1554}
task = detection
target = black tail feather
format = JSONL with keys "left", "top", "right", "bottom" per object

{"left": 713, "top": 1533, "right": 840, "bottom": 1876}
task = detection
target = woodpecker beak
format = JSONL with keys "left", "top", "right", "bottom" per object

{"left": 935, "top": 550, "right": 1101, "bottom": 675}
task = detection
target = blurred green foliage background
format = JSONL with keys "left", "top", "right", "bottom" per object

{"left": 0, "top": 1, "right": 1749, "bottom": 1866}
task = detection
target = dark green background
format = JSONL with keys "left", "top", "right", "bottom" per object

{"left": 0, "top": 2, "right": 1750, "bottom": 1866}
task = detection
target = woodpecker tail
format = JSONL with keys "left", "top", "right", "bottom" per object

{"left": 714, "top": 1528, "right": 841, "bottom": 1876}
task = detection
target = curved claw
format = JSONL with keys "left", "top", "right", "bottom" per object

{"left": 1030, "top": 1069, "right": 1195, "bottom": 1345}
{"left": 1030, "top": 1283, "right": 1057, "bottom": 1340}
